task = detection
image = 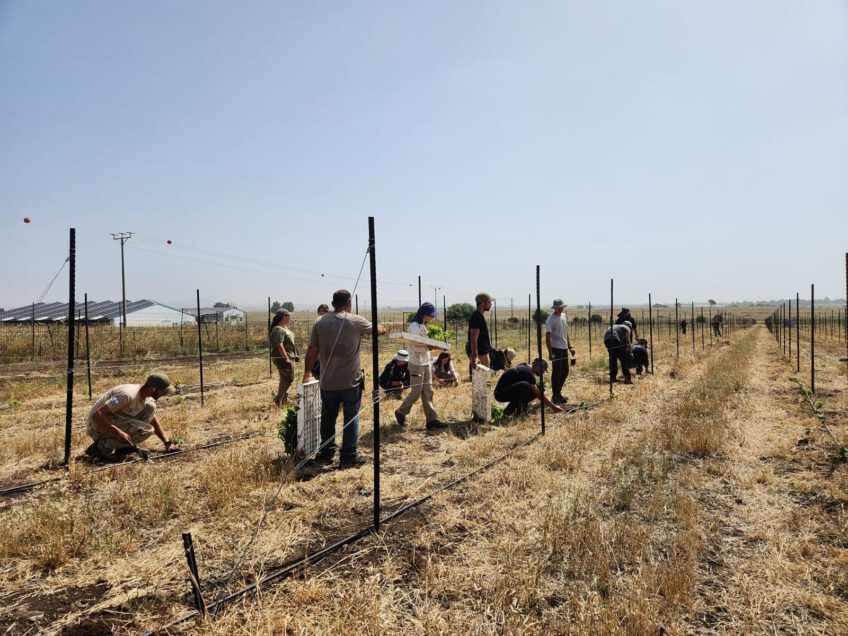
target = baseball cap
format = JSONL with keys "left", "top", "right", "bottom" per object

{"left": 145, "top": 372, "right": 177, "bottom": 396}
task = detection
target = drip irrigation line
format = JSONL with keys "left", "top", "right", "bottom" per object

{"left": 215, "top": 244, "right": 373, "bottom": 605}
{"left": 0, "top": 432, "right": 266, "bottom": 500}
{"left": 145, "top": 398, "right": 604, "bottom": 635}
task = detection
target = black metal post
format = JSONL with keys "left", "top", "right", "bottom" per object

{"left": 789, "top": 299, "right": 792, "bottom": 360}
{"left": 443, "top": 295, "right": 447, "bottom": 332}
{"left": 417, "top": 275, "right": 421, "bottom": 308}
{"left": 31, "top": 302, "right": 35, "bottom": 360}
{"left": 369, "top": 217, "right": 381, "bottom": 531}
{"left": 609, "top": 279, "right": 613, "bottom": 397}
{"left": 493, "top": 300, "right": 498, "bottom": 347}
{"left": 84, "top": 293, "right": 92, "bottom": 400}
{"left": 197, "top": 290, "right": 205, "bottom": 407}
{"left": 536, "top": 266, "right": 545, "bottom": 434}
{"left": 182, "top": 532, "right": 207, "bottom": 615}
{"left": 691, "top": 301, "right": 695, "bottom": 354}
{"left": 355, "top": 294, "right": 358, "bottom": 315}
{"left": 675, "top": 298, "right": 679, "bottom": 358}
{"left": 796, "top": 292, "right": 800, "bottom": 372}
{"left": 700, "top": 307, "right": 705, "bottom": 351}
{"left": 649, "top": 293, "right": 654, "bottom": 374}
{"left": 527, "top": 294, "right": 531, "bottom": 362}
{"left": 215, "top": 317, "right": 219, "bottom": 353}
{"left": 64, "top": 228, "right": 76, "bottom": 465}
{"left": 267, "top": 297, "right": 272, "bottom": 378}
{"left": 588, "top": 301, "right": 592, "bottom": 359}
{"left": 810, "top": 284, "right": 815, "bottom": 394}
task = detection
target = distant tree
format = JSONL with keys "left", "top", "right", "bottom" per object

{"left": 213, "top": 301, "right": 230, "bottom": 308}
{"left": 533, "top": 308, "right": 550, "bottom": 324}
{"left": 270, "top": 301, "right": 282, "bottom": 312}
{"left": 589, "top": 314, "right": 604, "bottom": 323}
{"left": 696, "top": 315, "right": 706, "bottom": 324}
{"left": 654, "top": 303, "right": 668, "bottom": 308}
{"left": 282, "top": 301, "right": 294, "bottom": 312}
{"left": 708, "top": 299, "right": 717, "bottom": 306}
{"left": 446, "top": 302, "right": 475, "bottom": 322}
{"left": 507, "top": 316, "right": 519, "bottom": 326}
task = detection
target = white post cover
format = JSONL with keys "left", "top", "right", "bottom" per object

{"left": 297, "top": 380, "right": 322, "bottom": 457}
{"left": 471, "top": 365, "right": 493, "bottom": 422}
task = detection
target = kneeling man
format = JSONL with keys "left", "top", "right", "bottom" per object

{"left": 494, "top": 359, "right": 563, "bottom": 417}
{"left": 85, "top": 373, "right": 178, "bottom": 462}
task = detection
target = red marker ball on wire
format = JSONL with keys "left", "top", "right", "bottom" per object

{"left": 23, "top": 217, "right": 31, "bottom": 224}
{"left": 167, "top": 240, "right": 172, "bottom": 245}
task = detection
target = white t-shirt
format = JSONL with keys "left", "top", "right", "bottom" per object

{"left": 407, "top": 321, "right": 430, "bottom": 366}
{"left": 545, "top": 312, "right": 570, "bottom": 349}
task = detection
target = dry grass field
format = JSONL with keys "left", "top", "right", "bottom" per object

{"left": 0, "top": 313, "right": 845, "bottom": 635}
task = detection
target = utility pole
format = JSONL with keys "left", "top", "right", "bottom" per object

{"left": 111, "top": 232, "right": 133, "bottom": 357}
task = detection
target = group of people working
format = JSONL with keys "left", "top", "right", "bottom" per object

{"left": 81, "top": 290, "right": 656, "bottom": 467}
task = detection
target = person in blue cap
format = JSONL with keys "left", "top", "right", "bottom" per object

{"left": 394, "top": 302, "right": 447, "bottom": 430}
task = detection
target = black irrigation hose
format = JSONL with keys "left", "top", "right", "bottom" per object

{"left": 0, "top": 432, "right": 266, "bottom": 499}
{"left": 145, "top": 400, "right": 603, "bottom": 635}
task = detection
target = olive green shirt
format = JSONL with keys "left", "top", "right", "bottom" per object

{"left": 270, "top": 326, "right": 296, "bottom": 360}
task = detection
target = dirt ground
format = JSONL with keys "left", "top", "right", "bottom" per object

{"left": 0, "top": 323, "right": 845, "bottom": 634}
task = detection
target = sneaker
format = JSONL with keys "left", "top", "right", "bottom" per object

{"left": 623, "top": 378, "right": 633, "bottom": 385}
{"left": 426, "top": 420, "right": 448, "bottom": 430}
{"left": 339, "top": 455, "right": 367, "bottom": 469}
{"left": 394, "top": 410, "right": 406, "bottom": 426}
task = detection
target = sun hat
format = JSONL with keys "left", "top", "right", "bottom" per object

{"left": 551, "top": 299, "right": 567, "bottom": 309}
{"left": 420, "top": 302, "right": 438, "bottom": 317}
{"left": 504, "top": 348, "right": 516, "bottom": 362}
{"left": 393, "top": 350, "right": 410, "bottom": 362}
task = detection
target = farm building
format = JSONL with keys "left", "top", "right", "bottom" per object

{"left": 0, "top": 300, "right": 186, "bottom": 327}
{"left": 183, "top": 305, "right": 246, "bottom": 323}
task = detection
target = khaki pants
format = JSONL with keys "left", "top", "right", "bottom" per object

{"left": 468, "top": 352, "right": 490, "bottom": 379}
{"left": 87, "top": 403, "right": 155, "bottom": 451}
{"left": 397, "top": 363, "right": 438, "bottom": 424}
{"left": 274, "top": 358, "right": 294, "bottom": 405}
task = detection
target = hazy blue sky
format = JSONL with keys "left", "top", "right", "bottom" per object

{"left": 1, "top": 1, "right": 846, "bottom": 311}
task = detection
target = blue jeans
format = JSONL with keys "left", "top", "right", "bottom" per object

{"left": 319, "top": 384, "right": 363, "bottom": 460}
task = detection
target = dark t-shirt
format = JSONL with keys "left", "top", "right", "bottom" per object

{"left": 615, "top": 314, "right": 637, "bottom": 331}
{"left": 379, "top": 361, "right": 410, "bottom": 389}
{"left": 466, "top": 310, "right": 492, "bottom": 355}
{"left": 494, "top": 365, "right": 536, "bottom": 394}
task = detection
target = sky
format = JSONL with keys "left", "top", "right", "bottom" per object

{"left": 1, "top": 0, "right": 846, "bottom": 312}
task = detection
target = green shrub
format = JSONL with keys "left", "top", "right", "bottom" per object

{"left": 491, "top": 403, "right": 504, "bottom": 423}
{"left": 277, "top": 406, "right": 299, "bottom": 456}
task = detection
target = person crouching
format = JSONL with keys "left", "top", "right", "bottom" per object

{"left": 379, "top": 350, "right": 411, "bottom": 398}
{"left": 85, "top": 373, "right": 178, "bottom": 463}
{"left": 493, "top": 359, "right": 563, "bottom": 418}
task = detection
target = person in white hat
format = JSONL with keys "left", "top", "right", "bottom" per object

{"left": 379, "top": 349, "right": 411, "bottom": 398}
{"left": 546, "top": 299, "right": 575, "bottom": 404}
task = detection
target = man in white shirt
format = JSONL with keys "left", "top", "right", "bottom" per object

{"left": 545, "top": 299, "right": 575, "bottom": 404}
{"left": 85, "top": 372, "right": 178, "bottom": 462}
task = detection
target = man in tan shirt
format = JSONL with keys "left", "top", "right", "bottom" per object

{"left": 85, "top": 372, "right": 178, "bottom": 462}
